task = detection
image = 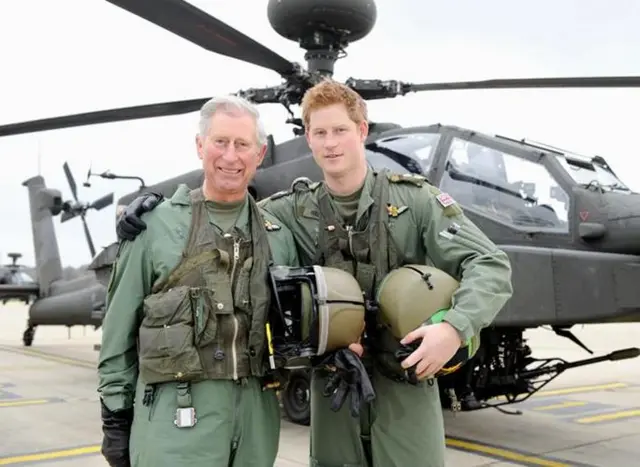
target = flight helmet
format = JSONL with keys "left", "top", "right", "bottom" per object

{"left": 267, "top": 265, "right": 366, "bottom": 370}
{"left": 375, "top": 264, "right": 481, "bottom": 378}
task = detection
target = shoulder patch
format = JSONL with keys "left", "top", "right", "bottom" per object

{"left": 264, "top": 219, "right": 281, "bottom": 231}
{"left": 262, "top": 177, "right": 321, "bottom": 203}
{"left": 387, "top": 172, "right": 426, "bottom": 187}
{"left": 427, "top": 185, "right": 463, "bottom": 217}
{"left": 291, "top": 176, "right": 321, "bottom": 192}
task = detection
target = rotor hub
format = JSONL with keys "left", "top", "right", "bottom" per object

{"left": 267, "top": 0, "right": 377, "bottom": 75}
{"left": 8, "top": 253, "right": 22, "bottom": 265}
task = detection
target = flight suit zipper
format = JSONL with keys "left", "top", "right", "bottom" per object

{"left": 346, "top": 225, "right": 354, "bottom": 256}
{"left": 230, "top": 238, "right": 240, "bottom": 380}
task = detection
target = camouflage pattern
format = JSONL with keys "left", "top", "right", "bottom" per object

{"left": 259, "top": 168, "right": 513, "bottom": 467}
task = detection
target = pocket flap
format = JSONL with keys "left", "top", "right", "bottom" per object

{"left": 142, "top": 285, "right": 193, "bottom": 327}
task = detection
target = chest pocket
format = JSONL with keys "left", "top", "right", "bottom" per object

{"left": 387, "top": 204, "right": 422, "bottom": 263}
{"left": 138, "top": 285, "right": 214, "bottom": 385}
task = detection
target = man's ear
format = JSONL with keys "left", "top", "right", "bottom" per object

{"left": 195, "top": 134, "right": 204, "bottom": 160}
{"left": 257, "top": 143, "right": 267, "bottom": 167}
{"left": 359, "top": 121, "right": 369, "bottom": 142}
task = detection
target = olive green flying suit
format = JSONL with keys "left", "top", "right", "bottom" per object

{"left": 258, "top": 169, "right": 513, "bottom": 467}
{"left": 98, "top": 184, "right": 299, "bottom": 467}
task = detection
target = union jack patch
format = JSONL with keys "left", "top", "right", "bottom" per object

{"left": 436, "top": 193, "right": 456, "bottom": 208}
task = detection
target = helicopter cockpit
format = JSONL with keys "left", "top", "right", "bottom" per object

{"left": 555, "top": 152, "right": 632, "bottom": 194}
{"left": 0, "top": 270, "right": 36, "bottom": 286}
{"left": 439, "top": 138, "right": 570, "bottom": 230}
{"left": 366, "top": 132, "right": 441, "bottom": 175}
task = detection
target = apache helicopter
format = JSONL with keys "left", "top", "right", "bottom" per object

{"left": 0, "top": 253, "right": 38, "bottom": 305}
{"left": 0, "top": 163, "right": 115, "bottom": 346}
{"left": 1, "top": 0, "right": 639, "bottom": 425}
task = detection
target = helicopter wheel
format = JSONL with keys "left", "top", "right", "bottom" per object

{"left": 282, "top": 370, "right": 311, "bottom": 426}
{"left": 22, "top": 325, "right": 36, "bottom": 347}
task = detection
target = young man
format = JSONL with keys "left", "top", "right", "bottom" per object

{"left": 98, "top": 95, "right": 299, "bottom": 467}
{"left": 115, "top": 80, "right": 513, "bottom": 467}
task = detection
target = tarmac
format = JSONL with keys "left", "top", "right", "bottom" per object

{"left": 0, "top": 301, "right": 639, "bottom": 466}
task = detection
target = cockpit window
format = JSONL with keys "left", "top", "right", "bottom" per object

{"left": 366, "top": 133, "right": 440, "bottom": 174}
{"left": 556, "top": 155, "right": 631, "bottom": 193}
{"left": 1, "top": 271, "right": 35, "bottom": 285}
{"left": 439, "top": 138, "right": 569, "bottom": 230}
{"left": 366, "top": 150, "right": 415, "bottom": 173}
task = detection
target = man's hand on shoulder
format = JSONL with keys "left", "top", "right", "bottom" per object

{"left": 116, "top": 192, "right": 163, "bottom": 242}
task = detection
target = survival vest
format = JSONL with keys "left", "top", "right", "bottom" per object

{"left": 137, "top": 188, "right": 273, "bottom": 387}
{"left": 312, "top": 169, "right": 428, "bottom": 383}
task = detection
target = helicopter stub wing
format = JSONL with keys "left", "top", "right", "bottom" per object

{"left": 0, "top": 284, "right": 40, "bottom": 301}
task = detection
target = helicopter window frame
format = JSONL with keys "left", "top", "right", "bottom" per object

{"left": 438, "top": 137, "right": 571, "bottom": 232}
{"left": 555, "top": 154, "right": 631, "bottom": 193}
{"left": 365, "top": 150, "right": 414, "bottom": 173}
{"left": 365, "top": 132, "right": 442, "bottom": 175}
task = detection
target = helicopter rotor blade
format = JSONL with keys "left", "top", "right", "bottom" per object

{"left": 403, "top": 76, "right": 640, "bottom": 94}
{"left": 62, "top": 162, "right": 79, "bottom": 202}
{"left": 90, "top": 192, "right": 115, "bottom": 211}
{"left": 81, "top": 214, "right": 97, "bottom": 258}
{"left": 0, "top": 98, "right": 212, "bottom": 138}
{"left": 344, "top": 75, "right": 640, "bottom": 101}
{"left": 105, "top": 0, "right": 296, "bottom": 77}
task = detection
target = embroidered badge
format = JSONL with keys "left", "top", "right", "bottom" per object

{"left": 436, "top": 193, "right": 456, "bottom": 208}
{"left": 387, "top": 204, "right": 409, "bottom": 218}
{"left": 264, "top": 220, "right": 281, "bottom": 231}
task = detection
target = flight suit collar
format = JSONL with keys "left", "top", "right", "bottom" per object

{"left": 169, "top": 184, "right": 192, "bottom": 206}
{"left": 354, "top": 168, "right": 376, "bottom": 226}
{"left": 315, "top": 169, "right": 376, "bottom": 226}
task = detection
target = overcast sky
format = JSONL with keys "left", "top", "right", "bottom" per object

{"left": 1, "top": 0, "right": 639, "bottom": 268}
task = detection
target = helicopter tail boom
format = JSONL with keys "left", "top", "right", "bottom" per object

{"left": 21, "top": 176, "right": 64, "bottom": 296}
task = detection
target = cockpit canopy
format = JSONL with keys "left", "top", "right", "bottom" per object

{"left": 440, "top": 138, "right": 570, "bottom": 230}
{"left": 555, "top": 153, "right": 631, "bottom": 194}
{"left": 0, "top": 270, "right": 36, "bottom": 285}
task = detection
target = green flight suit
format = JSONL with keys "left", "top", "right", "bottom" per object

{"left": 98, "top": 185, "right": 299, "bottom": 467}
{"left": 258, "top": 169, "right": 513, "bottom": 467}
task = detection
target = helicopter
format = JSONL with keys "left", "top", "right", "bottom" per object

{"left": 0, "top": 0, "right": 639, "bottom": 425}
{"left": 0, "top": 253, "right": 38, "bottom": 305}
{"left": 0, "top": 162, "right": 115, "bottom": 346}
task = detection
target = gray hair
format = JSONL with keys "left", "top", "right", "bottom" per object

{"left": 198, "top": 95, "right": 268, "bottom": 146}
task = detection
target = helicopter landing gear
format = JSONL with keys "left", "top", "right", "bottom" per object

{"left": 22, "top": 324, "right": 36, "bottom": 347}
{"left": 281, "top": 370, "right": 311, "bottom": 426}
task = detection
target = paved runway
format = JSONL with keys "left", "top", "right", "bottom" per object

{"left": 0, "top": 302, "right": 639, "bottom": 466}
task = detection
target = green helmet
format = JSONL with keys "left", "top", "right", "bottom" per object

{"left": 267, "top": 265, "right": 365, "bottom": 369}
{"left": 375, "top": 264, "right": 480, "bottom": 378}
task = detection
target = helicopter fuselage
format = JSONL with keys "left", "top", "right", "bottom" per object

{"left": 112, "top": 122, "right": 640, "bottom": 418}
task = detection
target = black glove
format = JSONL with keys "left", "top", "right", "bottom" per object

{"left": 394, "top": 341, "right": 421, "bottom": 385}
{"left": 318, "top": 348, "right": 376, "bottom": 418}
{"left": 116, "top": 192, "right": 164, "bottom": 241}
{"left": 100, "top": 400, "right": 133, "bottom": 467}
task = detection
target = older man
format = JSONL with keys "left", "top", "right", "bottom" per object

{"left": 97, "top": 95, "right": 299, "bottom": 467}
